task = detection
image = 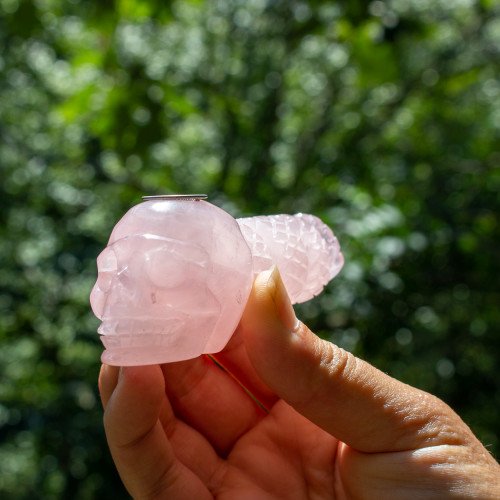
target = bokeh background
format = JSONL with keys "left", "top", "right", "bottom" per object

{"left": 1, "top": 0, "right": 499, "bottom": 498}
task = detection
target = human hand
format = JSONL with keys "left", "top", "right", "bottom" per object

{"left": 99, "top": 267, "right": 500, "bottom": 499}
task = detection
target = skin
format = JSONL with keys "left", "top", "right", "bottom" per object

{"left": 99, "top": 267, "right": 500, "bottom": 499}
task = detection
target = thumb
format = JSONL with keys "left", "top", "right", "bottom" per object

{"left": 242, "top": 267, "right": 470, "bottom": 453}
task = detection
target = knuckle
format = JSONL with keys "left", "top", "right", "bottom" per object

{"left": 294, "top": 338, "right": 356, "bottom": 407}
{"left": 140, "top": 460, "right": 179, "bottom": 500}
{"left": 318, "top": 339, "right": 356, "bottom": 385}
{"left": 392, "top": 391, "right": 470, "bottom": 449}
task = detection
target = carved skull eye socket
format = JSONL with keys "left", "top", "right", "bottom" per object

{"left": 144, "top": 239, "right": 209, "bottom": 289}
{"left": 98, "top": 249, "right": 118, "bottom": 271}
{"left": 145, "top": 247, "right": 186, "bottom": 289}
{"left": 96, "top": 248, "right": 118, "bottom": 293}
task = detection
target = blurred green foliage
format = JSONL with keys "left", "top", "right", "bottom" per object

{"left": 1, "top": 0, "right": 499, "bottom": 497}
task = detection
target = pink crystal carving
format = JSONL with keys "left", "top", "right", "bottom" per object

{"left": 237, "top": 214, "right": 343, "bottom": 304}
{"left": 90, "top": 199, "right": 343, "bottom": 366}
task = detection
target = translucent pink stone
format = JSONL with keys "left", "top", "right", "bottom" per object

{"left": 237, "top": 214, "right": 344, "bottom": 304}
{"left": 90, "top": 200, "right": 343, "bottom": 366}
{"left": 90, "top": 200, "right": 254, "bottom": 366}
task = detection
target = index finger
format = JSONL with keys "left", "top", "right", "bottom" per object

{"left": 213, "top": 326, "right": 279, "bottom": 411}
{"left": 101, "top": 365, "right": 212, "bottom": 499}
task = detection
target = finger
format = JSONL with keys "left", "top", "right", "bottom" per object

{"left": 243, "top": 267, "right": 473, "bottom": 454}
{"left": 213, "top": 326, "right": 279, "bottom": 410}
{"left": 103, "top": 365, "right": 212, "bottom": 499}
{"left": 336, "top": 441, "right": 500, "bottom": 498}
{"left": 161, "top": 355, "right": 266, "bottom": 456}
{"left": 155, "top": 383, "right": 227, "bottom": 490}
{"left": 98, "top": 364, "right": 119, "bottom": 408}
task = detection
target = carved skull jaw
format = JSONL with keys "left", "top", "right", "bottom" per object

{"left": 90, "top": 200, "right": 253, "bottom": 366}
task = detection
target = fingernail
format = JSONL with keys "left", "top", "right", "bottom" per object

{"left": 267, "top": 265, "right": 300, "bottom": 332}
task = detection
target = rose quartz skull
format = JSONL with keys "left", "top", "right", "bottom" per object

{"left": 90, "top": 198, "right": 344, "bottom": 366}
{"left": 90, "top": 200, "right": 253, "bottom": 366}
